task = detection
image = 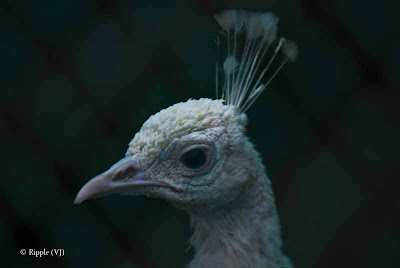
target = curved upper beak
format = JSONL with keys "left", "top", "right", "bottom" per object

{"left": 74, "top": 157, "right": 172, "bottom": 204}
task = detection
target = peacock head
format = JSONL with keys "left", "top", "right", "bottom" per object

{"left": 74, "top": 9, "right": 297, "bottom": 214}
{"left": 74, "top": 99, "right": 252, "bottom": 212}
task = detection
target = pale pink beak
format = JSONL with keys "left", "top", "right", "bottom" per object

{"left": 74, "top": 157, "right": 178, "bottom": 204}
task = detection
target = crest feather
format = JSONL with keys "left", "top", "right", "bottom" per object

{"left": 215, "top": 9, "right": 297, "bottom": 113}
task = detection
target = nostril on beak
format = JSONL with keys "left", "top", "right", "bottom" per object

{"left": 112, "top": 166, "right": 139, "bottom": 182}
{"left": 110, "top": 158, "right": 142, "bottom": 182}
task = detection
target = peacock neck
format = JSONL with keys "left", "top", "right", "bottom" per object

{"left": 187, "top": 166, "right": 292, "bottom": 268}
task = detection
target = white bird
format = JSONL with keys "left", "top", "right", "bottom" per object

{"left": 75, "top": 9, "right": 297, "bottom": 268}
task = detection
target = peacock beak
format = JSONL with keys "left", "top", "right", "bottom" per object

{"left": 74, "top": 157, "right": 176, "bottom": 204}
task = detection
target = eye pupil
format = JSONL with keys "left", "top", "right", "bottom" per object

{"left": 181, "top": 149, "right": 207, "bottom": 169}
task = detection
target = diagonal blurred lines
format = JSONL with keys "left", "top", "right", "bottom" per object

{"left": 0, "top": 104, "right": 156, "bottom": 268}
{"left": 1, "top": 0, "right": 157, "bottom": 267}
{"left": 302, "top": 0, "right": 399, "bottom": 94}
{"left": 1, "top": 0, "right": 399, "bottom": 267}
{"left": 2, "top": 0, "right": 123, "bottom": 138}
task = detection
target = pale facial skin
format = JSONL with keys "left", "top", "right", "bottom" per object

{"left": 74, "top": 8, "right": 297, "bottom": 265}
{"left": 74, "top": 100, "right": 249, "bottom": 214}
{"left": 74, "top": 100, "right": 291, "bottom": 268}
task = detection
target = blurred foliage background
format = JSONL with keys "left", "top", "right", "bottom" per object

{"left": 1, "top": 0, "right": 399, "bottom": 267}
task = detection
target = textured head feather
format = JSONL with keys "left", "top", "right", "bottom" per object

{"left": 126, "top": 99, "right": 247, "bottom": 167}
{"left": 127, "top": 10, "right": 297, "bottom": 166}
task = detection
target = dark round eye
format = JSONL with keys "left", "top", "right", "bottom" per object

{"left": 180, "top": 148, "right": 207, "bottom": 170}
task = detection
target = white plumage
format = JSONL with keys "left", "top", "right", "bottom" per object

{"left": 75, "top": 9, "right": 296, "bottom": 268}
{"left": 215, "top": 9, "right": 297, "bottom": 112}
{"left": 126, "top": 99, "right": 245, "bottom": 168}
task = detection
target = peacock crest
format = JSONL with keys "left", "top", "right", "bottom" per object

{"left": 126, "top": 10, "right": 297, "bottom": 167}
{"left": 215, "top": 9, "right": 297, "bottom": 112}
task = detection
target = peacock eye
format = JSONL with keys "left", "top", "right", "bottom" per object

{"left": 180, "top": 148, "right": 207, "bottom": 170}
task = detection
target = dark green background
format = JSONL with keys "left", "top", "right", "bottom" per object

{"left": 1, "top": 0, "right": 399, "bottom": 267}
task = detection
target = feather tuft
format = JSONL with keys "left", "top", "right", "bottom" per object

{"left": 282, "top": 38, "right": 298, "bottom": 62}
{"left": 223, "top": 56, "right": 238, "bottom": 77}
{"left": 214, "top": 9, "right": 297, "bottom": 112}
{"left": 214, "top": 9, "right": 247, "bottom": 33}
{"left": 245, "top": 12, "right": 278, "bottom": 40}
